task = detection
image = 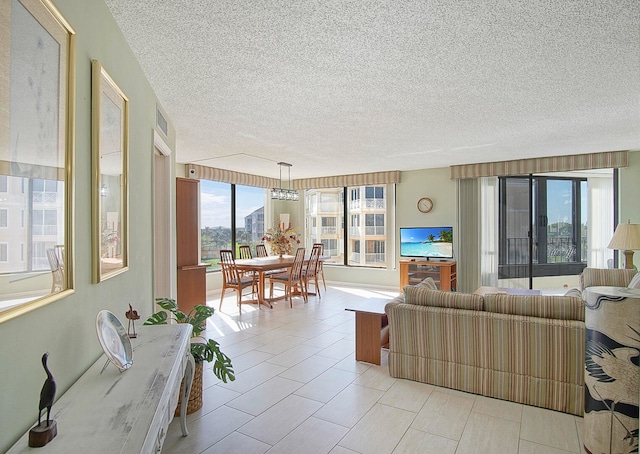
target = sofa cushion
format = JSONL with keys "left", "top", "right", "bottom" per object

{"left": 484, "top": 294, "right": 584, "bottom": 321}
{"left": 403, "top": 286, "right": 484, "bottom": 311}
{"left": 416, "top": 277, "right": 438, "bottom": 290}
{"left": 629, "top": 273, "right": 640, "bottom": 289}
{"left": 580, "top": 268, "right": 636, "bottom": 289}
{"left": 564, "top": 287, "right": 582, "bottom": 298}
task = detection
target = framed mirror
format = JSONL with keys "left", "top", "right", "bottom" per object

{"left": 91, "top": 60, "right": 129, "bottom": 283}
{"left": 0, "top": 0, "right": 75, "bottom": 323}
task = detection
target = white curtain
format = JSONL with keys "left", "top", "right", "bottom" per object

{"left": 480, "top": 177, "right": 499, "bottom": 286}
{"left": 587, "top": 175, "right": 614, "bottom": 268}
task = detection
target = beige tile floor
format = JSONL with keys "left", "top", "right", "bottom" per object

{"left": 162, "top": 284, "right": 585, "bottom": 454}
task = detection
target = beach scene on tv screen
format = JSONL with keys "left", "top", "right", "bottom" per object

{"left": 401, "top": 227, "right": 453, "bottom": 257}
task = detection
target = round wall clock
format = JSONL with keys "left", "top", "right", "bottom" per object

{"left": 417, "top": 197, "right": 433, "bottom": 213}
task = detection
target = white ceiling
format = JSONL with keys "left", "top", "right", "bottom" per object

{"left": 103, "top": 0, "right": 640, "bottom": 180}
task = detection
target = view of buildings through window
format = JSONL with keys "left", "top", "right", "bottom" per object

{"left": 200, "top": 180, "right": 264, "bottom": 271}
{"left": 499, "top": 176, "right": 589, "bottom": 279}
{"left": 305, "top": 184, "right": 388, "bottom": 268}
{"left": 0, "top": 175, "right": 65, "bottom": 272}
{"left": 199, "top": 181, "right": 391, "bottom": 271}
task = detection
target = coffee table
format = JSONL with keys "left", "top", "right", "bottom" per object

{"left": 345, "top": 298, "right": 391, "bottom": 365}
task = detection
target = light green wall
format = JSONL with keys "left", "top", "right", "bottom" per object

{"left": 0, "top": 0, "right": 175, "bottom": 450}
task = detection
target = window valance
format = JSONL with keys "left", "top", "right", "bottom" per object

{"left": 186, "top": 164, "right": 278, "bottom": 189}
{"left": 449, "top": 150, "right": 628, "bottom": 179}
{"left": 187, "top": 164, "right": 401, "bottom": 190}
{"left": 294, "top": 170, "right": 401, "bottom": 189}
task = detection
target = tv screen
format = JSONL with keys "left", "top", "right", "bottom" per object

{"left": 400, "top": 227, "right": 453, "bottom": 259}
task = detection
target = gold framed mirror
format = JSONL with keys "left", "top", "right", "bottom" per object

{"left": 0, "top": 0, "right": 75, "bottom": 323}
{"left": 91, "top": 60, "right": 129, "bottom": 283}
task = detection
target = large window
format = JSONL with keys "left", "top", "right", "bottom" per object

{"left": 200, "top": 180, "right": 265, "bottom": 271}
{"left": 305, "top": 184, "right": 389, "bottom": 268}
{"left": 499, "top": 176, "right": 588, "bottom": 279}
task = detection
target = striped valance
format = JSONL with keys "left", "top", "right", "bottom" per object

{"left": 187, "top": 164, "right": 401, "bottom": 190}
{"left": 187, "top": 164, "right": 278, "bottom": 189}
{"left": 295, "top": 170, "right": 401, "bottom": 189}
{"left": 450, "top": 150, "right": 628, "bottom": 179}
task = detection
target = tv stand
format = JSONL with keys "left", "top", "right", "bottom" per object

{"left": 400, "top": 260, "right": 457, "bottom": 291}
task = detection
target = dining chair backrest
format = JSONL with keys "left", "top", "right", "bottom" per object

{"left": 290, "top": 247, "right": 306, "bottom": 280}
{"left": 239, "top": 245, "right": 252, "bottom": 259}
{"left": 306, "top": 244, "right": 321, "bottom": 278}
{"left": 256, "top": 244, "right": 268, "bottom": 257}
{"left": 313, "top": 243, "right": 324, "bottom": 254}
{"left": 219, "top": 250, "right": 240, "bottom": 283}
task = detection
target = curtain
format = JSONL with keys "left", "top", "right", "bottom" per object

{"left": 587, "top": 174, "right": 614, "bottom": 268}
{"left": 457, "top": 178, "right": 480, "bottom": 293}
{"left": 480, "top": 177, "right": 499, "bottom": 286}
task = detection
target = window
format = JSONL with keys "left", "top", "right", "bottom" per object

{"left": 305, "top": 184, "right": 389, "bottom": 268}
{"left": 499, "top": 176, "right": 588, "bottom": 279}
{"left": 0, "top": 243, "right": 7, "bottom": 262}
{"left": 0, "top": 176, "right": 7, "bottom": 192}
{"left": 200, "top": 180, "right": 266, "bottom": 271}
{"left": 0, "top": 209, "right": 7, "bottom": 228}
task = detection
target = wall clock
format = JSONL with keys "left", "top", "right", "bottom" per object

{"left": 417, "top": 197, "right": 433, "bottom": 213}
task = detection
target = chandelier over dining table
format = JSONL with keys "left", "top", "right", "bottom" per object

{"left": 271, "top": 162, "right": 299, "bottom": 201}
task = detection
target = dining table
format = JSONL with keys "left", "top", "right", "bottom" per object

{"left": 234, "top": 254, "right": 325, "bottom": 308}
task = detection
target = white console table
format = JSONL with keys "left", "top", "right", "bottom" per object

{"left": 9, "top": 324, "right": 195, "bottom": 453}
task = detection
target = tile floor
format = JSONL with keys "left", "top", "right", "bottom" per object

{"left": 162, "top": 284, "right": 585, "bottom": 454}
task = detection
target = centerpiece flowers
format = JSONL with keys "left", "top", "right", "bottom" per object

{"left": 262, "top": 223, "right": 301, "bottom": 257}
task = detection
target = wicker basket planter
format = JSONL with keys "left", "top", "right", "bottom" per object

{"left": 175, "top": 361, "right": 203, "bottom": 416}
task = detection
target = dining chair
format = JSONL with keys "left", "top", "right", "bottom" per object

{"left": 303, "top": 244, "right": 322, "bottom": 299}
{"left": 219, "top": 249, "right": 254, "bottom": 313}
{"left": 238, "top": 245, "right": 258, "bottom": 295}
{"left": 256, "top": 244, "right": 268, "bottom": 257}
{"left": 269, "top": 247, "right": 307, "bottom": 307}
{"left": 313, "top": 243, "right": 327, "bottom": 291}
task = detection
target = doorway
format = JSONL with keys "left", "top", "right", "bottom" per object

{"left": 153, "top": 132, "right": 173, "bottom": 299}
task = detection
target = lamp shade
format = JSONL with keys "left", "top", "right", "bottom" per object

{"left": 607, "top": 222, "right": 640, "bottom": 251}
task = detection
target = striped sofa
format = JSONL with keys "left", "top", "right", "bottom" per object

{"left": 385, "top": 287, "right": 586, "bottom": 415}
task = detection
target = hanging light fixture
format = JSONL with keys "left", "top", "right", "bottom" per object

{"left": 271, "top": 162, "right": 299, "bottom": 201}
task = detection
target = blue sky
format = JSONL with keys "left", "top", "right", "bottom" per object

{"left": 200, "top": 180, "right": 265, "bottom": 229}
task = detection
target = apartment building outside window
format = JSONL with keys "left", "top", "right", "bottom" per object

{"left": 305, "top": 184, "right": 389, "bottom": 268}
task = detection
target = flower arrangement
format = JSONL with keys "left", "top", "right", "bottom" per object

{"left": 262, "top": 223, "right": 301, "bottom": 257}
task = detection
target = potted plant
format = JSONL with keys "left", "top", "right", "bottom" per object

{"left": 144, "top": 297, "right": 234, "bottom": 414}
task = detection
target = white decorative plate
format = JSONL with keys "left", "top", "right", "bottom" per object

{"left": 96, "top": 310, "right": 133, "bottom": 372}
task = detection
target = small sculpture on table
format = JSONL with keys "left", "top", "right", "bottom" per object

{"left": 125, "top": 304, "right": 140, "bottom": 338}
{"left": 29, "top": 352, "right": 57, "bottom": 447}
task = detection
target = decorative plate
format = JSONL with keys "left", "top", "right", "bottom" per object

{"left": 96, "top": 310, "right": 133, "bottom": 372}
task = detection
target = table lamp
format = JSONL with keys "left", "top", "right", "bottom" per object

{"left": 607, "top": 220, "right": 640, "bottom": 269}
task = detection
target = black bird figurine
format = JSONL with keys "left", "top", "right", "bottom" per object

{"left": 38, "top": 352, "right": 56, "bottom": 427}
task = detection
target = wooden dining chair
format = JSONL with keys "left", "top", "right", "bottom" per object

{"left": 238, "top": 245, "right": 258, "bottom": 295}
{"left": 256, "top": 244, "right": 268, "bottom": 257}
{"left": 269, "top": 247, "right": 306, "bottom": 307}
{"left": 313, "top": 243, "right": 327, "bottom": 291}
{"left": 303, "top": 244, "right": 322, "bottom": 299}
{"left": 219, "top": 250, "right": 254, "bottom": 313}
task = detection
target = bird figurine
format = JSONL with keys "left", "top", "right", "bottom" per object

{"left": 125, "top": 304, "right": 140, "bottom": 338}
{"left": 38, "top": 352, "right": 56, "bottom": 427}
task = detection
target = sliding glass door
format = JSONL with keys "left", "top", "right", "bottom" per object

{"left": 499, "top": 175, "right": 589, "bottom": 289}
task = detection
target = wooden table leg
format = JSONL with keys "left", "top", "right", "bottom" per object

{"left": 354, "top": 312, "right": 384, "bottom": 365}
{"left": 256, "top": 271, "right": 272, "bottom": 308}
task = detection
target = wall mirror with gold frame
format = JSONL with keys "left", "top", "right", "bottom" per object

{"left": 0, "top": 0, "right": 76, "bottom": 323}
{"left": 91, "top": 60, "right": 129, "bottom": 283}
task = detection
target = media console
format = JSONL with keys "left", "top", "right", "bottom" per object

{"left": 399, "top": 259, "right": 457, "bottom": 292}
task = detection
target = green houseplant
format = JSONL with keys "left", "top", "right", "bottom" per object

{"left": 144, "top": 298, "right": 234, "bottom": 413}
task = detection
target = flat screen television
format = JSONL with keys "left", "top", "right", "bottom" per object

{"left": 400, "top": 226, "right": 454, "bottom": 259}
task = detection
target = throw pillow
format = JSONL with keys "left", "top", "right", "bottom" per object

{"left": 403, "top": 286, "right": 483, "bottom": 311}
{"left": 416, "top": 277, "right": 437, "bottom": 290}
{"left": 628, "top": 272, "right": 640, "bottom": 289}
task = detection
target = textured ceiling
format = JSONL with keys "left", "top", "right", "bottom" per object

{"left": 103, "top": 0, "right": 640, "bottom": 179}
